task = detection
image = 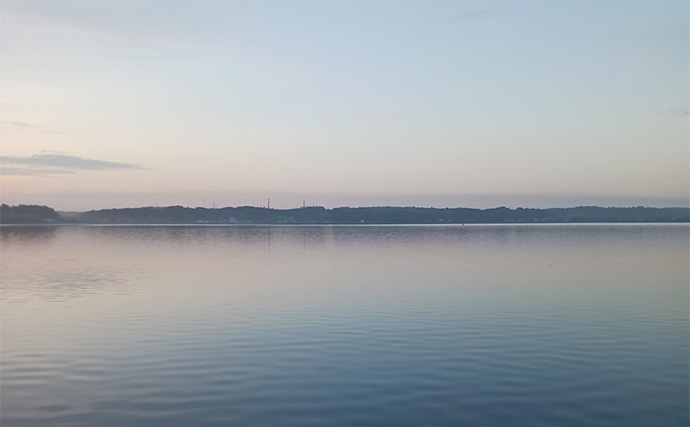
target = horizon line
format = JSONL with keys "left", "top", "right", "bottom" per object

{"left": 24, "top": 203, "right": 690, "bottom": 213}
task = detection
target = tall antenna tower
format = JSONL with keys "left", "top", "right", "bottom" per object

{"left": 267, "top": 198, "right": 271, "bottom": 209}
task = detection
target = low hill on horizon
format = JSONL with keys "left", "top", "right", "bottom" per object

{"left": 2, "top": 204, "right": 688, "bottom": 224}
{"left": 77, "top": 205, "right": 689, "bottom": 224}
{"left": 0, "top": 204, "right": 61, "bottom": 224}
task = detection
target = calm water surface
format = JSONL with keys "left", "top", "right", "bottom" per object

{"left": 1, "top": 224, "right": 688, "bottom": 426}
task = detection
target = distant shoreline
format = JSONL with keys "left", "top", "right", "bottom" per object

{"left": 1, "top": 204, "right": 688, "bottom": 225}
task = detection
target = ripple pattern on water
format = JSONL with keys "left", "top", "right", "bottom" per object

{"left": 1, "top": 224, "right": 688, "bottom": 426}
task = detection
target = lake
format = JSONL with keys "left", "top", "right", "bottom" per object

{"left": 1, "top": 224, "right": 688, "bottom": 426}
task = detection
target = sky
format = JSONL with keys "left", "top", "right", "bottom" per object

{"left": 1, "top": 0, "right": 688, "bottom": 211}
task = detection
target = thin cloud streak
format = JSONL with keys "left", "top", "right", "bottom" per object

{"left": 656, "top": 108, "right": 690, "bottom": 116}
{"left": 0, "top": 166, "right": 75, "bottom": 176}
{"left": 451, "top": 10, "right": 489, "bottom": 24}
{"left": 0, "top": 153, "right": 146, "bottom": 176}
{"left": 1, "top": 121, "right": 66, "bottom": 134}
{"left": 4, "top": 121, "right": 41, "bottom": 129}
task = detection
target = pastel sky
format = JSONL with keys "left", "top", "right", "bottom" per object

{"left": 1, "top": 0, "right": 688, "bottom": 211}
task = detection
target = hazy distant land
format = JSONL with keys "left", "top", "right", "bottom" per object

{"left": 1, "top": 204, "right": 688, "bottom": 225}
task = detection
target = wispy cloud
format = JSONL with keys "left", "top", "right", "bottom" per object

{"left": 4, "top": 121, "right": 41, "bottom": 130}
{"left": 1, "top": 121, "right": 65, "bottom": 134}
{"left": 5, "top": 2, "right": 211, "bottom": 52}
{"left": 0, "top": 152, "right": 146, "bottom": 176}
{"left": 656, "top": 108, "right": 690, "bottom": 117}
{"left": 451, "top": 10, "right": 490, "bottom": 25}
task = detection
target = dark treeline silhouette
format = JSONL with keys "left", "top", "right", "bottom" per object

{"left": 0, "top": 204, "right": 61, "bottom": 224}
{"left": 76, "top": 205, "right": 689, "bottom": 224}
{"left": 1, "top": 204, "right": 687, "bottom": 225}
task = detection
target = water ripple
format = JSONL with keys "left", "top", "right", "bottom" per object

{"left": 1, "top": 224, "right": 688, "bottom": 426}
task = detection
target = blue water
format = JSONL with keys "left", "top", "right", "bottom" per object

{"left": 1, "top": 224, "right": 688, "bottom": 426}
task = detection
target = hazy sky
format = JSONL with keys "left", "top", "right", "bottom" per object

{"left": 1, "top": 0, "right": 688, "bottom": 210}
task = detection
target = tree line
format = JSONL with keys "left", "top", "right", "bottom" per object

{"left": 0, "top": 204, "right": 61, "bottom": 224}
{"left": 1, "top": 204, "right": 688, "bottom": 225}
{"left": 77, "top": 205, "right": 689, "bottom": 224}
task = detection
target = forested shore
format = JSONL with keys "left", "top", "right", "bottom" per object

{"left": 2, "top": 204, "right": 688, "bottom": 224}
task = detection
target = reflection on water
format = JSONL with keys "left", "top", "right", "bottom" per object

{"left": 1, "top": 224, "right": 688, "bottom": 426}
{"left": 0, "top": 225, "right": 57, "bottom": 245}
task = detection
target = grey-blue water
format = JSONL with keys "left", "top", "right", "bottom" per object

{"left": 1, "top": 224, "right": 688, "bottom": 426}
